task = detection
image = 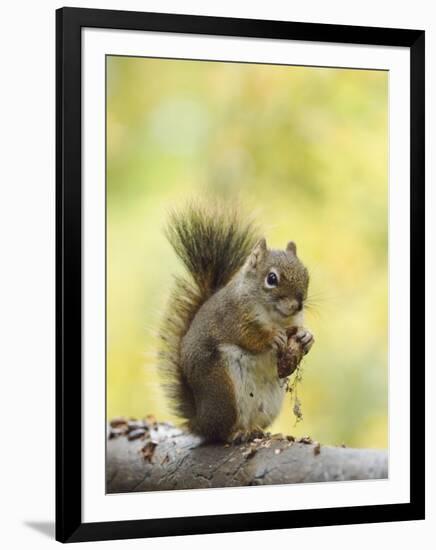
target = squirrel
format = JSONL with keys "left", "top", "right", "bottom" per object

{"left": 159, "top": 204, "right": 314, "bottom": 443}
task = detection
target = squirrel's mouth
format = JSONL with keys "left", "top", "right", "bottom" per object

{"left": 275, "top": 304, "right": 297, "bottom": 319}
{"left": 275, "top": 297, "right": 303, "bottom": 320}
{"left": 274, "top": 301, "right": 305, "bottom": 328}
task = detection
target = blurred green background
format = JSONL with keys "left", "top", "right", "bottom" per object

{"left": 106, "top": 56, "right": 388, "bottom": 449}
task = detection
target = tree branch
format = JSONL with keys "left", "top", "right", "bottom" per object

{"left": 107, "top": 420, "right": 387, "bottom": 493}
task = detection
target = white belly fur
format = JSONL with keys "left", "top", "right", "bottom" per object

{"left": 219, "top": 344, "right": 285, "bottom": 432}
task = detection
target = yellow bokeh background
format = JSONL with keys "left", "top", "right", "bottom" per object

{"left": 107, "top": 56, "right": 388, "bottom": 449}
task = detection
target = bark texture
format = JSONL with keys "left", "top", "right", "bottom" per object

{"left": 107, "top": 421, "right": 388, "bottom": 493}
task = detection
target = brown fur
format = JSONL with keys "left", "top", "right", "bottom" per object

{"left": 159, "top": 205, "right": 310, "bottom": 441}
{"left": 158, "top": 204, "right": 259, "bottom": 426}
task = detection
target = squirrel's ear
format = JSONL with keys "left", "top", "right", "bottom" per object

{"left": 286, "top": 241, "right": 297, "bottom": 255}
{"left": 247, "top": 238, "right": 267, "bottom": 270}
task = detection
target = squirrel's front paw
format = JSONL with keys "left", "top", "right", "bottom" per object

{"left": 276, "top": 327, "right": 314, "bottom": 378}
{"left": 272, "top": 330, "right": 288, "bottom": 352}
{"left": 295, "top": 327, "right": 315, "bottom": 355}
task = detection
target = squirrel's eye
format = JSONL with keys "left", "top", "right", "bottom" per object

{"left": 265, "top": 271, "right": 279, "bottom": 288}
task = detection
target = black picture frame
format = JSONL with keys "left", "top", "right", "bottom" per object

{"left": 56, "top": 6, "right": 425, "bottom": 543}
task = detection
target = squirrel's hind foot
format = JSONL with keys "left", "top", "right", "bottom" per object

{"left": 227, "top": 428, "right": 265, "bottom": 445}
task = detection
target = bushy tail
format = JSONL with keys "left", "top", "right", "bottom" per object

{"left": 158, "top": 203, "right": 259, "bottom": 422}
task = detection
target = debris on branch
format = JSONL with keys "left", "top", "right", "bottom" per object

{"left": 107, "top": 418, "right": 388, "bottom": 493}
